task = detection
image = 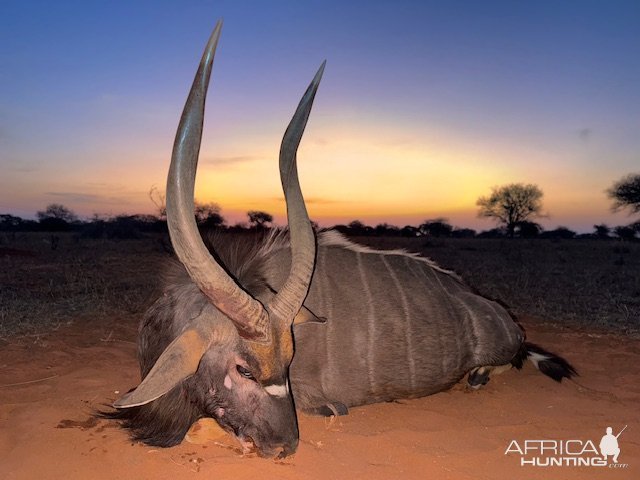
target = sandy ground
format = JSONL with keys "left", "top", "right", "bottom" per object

{"left": 1, "top": 316, "right": 638, "bottom": 480}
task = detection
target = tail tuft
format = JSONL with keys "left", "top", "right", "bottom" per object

{"left": 523, "top": 342, "right": 577, "bottom": 382}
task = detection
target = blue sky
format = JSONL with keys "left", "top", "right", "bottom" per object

{"left": 1, "top": 1, "right": 639, "bottom": 231}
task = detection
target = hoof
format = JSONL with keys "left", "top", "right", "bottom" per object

{"left": 467, "top": 368, "right": 491, "bottom": 389}
{"left": 308, "top": 402, "right": 349, "bottom": 417}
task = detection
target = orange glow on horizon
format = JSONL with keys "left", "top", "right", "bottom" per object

{"left": 3, "top": 109, "right": 628, "bottom": 235}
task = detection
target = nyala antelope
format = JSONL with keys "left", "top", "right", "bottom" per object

{"left": 104, "top": 20, "right": 576, "bottom": 458}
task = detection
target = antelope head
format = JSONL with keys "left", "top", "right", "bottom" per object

{"left": 113, "top": 20, "right": 324, "bottom": 458}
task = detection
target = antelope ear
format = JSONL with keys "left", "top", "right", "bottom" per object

{"left": 114, "top": 327, "right": 212, "bottom": 408}
{"left": 293, "top": 305, "right": 326, "bottom": 325}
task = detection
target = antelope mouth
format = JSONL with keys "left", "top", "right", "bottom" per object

{"left": 235, "top": 431, "right": 291, "bottom": 458}
{"left": 222, "top": 423, "right": 260, "bottom": 456}
{"left": 237, "top": 434, "right": 259, "bottom": 455}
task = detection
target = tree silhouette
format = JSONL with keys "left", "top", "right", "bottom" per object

{"left": 540, "top": 226, "right": 575, "bottom": 240}
{"left": 247, "top": 210, "right": 273, "bottom": 229}
{"left": 36, "top": 203, "right": 77, "bottom": 222}
{"left": 36, "top": 203, "right": 78, "bottom": 231}
{"left": 477, "top": 183, "right": 544, "bottom": 238}
{"left": 148, "top": 185, "right": 167, "bottom": 220}
{"left": 346, "top": 220, "right": 373, "bottom": 236}
{"left": 614, "top": 224, "right": 637, "bottom": 241}
{"left": 451, "top": 228, "right": 476, "bottom": 238}
{"left": 419, "top": 218, "right": 453, "bottom": 238}
{"left": 400, "top": 225, "right": 419, "bottom": 237}
{"left": 0, "top": 214, "right": 24, "bottom": 231}
{"left": 374, "top": 223, "right": 400, "bottom": 236}
{"left": 607, "top": 173, "right": 640, "bottom": 214}
{"left": 148, "top": 186, "right": 224, "bottom": 228}
{"left": 515, "top": 221, "right": 542, "bottom": 238}
{"left": 194, "top": 202, "right": 225, "bottom": 228}
{"left": 593, "top": 224, "right": 611, "bottom": 239}
{"left": 348, "top": 220, "right": 365, "bottom": 232}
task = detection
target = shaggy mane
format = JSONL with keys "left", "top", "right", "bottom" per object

{"left": 161, "top": 229, "right": 293, "bottom": 299}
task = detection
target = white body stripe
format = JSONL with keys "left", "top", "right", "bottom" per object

{"left": 356, "top": 251, "right": 377, "bottom": 394}
{"left": 319, "top": 230, "right": 459, "bottom": 278}
{"left": 381, "top": 255, "right": 416, "bottom": 391}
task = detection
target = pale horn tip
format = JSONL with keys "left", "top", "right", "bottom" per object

{"left": 202, "top": 20, "right": 224, "bottom": 62}
{"left": 313, "top": 60, "right": 327, "bottom": 85}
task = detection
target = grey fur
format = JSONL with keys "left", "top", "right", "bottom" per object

{"left": 271, "top": 231, "right": 525, "bottom": 410}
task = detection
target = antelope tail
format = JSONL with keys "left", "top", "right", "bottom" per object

{"left": 511, "top": 342, "right": 578, "bottom": 382}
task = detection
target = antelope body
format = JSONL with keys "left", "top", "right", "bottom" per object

{"left": 105, "top": 21, "right": 576, "bottom": 458}
{"left": 278, "top": 231, "right": 525, "bottom": 408}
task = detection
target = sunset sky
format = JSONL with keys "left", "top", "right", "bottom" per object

{"left": 1, "top": 1, "right": 639, "bottom": 232}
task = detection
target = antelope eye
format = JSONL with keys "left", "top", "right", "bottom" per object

{"left": 236, "top": 365, "right": 256, "bottom": 381}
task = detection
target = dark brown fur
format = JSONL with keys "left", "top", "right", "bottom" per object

{"left": 100, "top": 232, "right": 285, "bottom": 446}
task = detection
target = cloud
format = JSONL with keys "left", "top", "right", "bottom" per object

{"left": 10, "top": 164, "right": 39, "bottom": 173}
{"left": 97, "top": 93, "right": 121, "bottom": 103}
{"left": 83, "top": 182, "right": 135, "bottom": 193}
{"left": 305, "top": 197, "right": 347, "bottom": 205}
{"left": 578, "top": 128, "right": 592, "bottom": 142}
{"left": 374, "top": 137, "right": 416, "bottom": 148}
{"left": 45, "top": 191, "right": 131, "bottom": 205}
{"left": 202, "top": 155, "right": 262, "bottom": 166}
{"left": 270, "top": 196, "right": 346, "bottom": 205}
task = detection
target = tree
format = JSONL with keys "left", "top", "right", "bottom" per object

{"left": 346, "top": 220, "right": 373, "bottom": 236}
{"left": 347, "top": 220, "right": 366, "bottom": 234}
{"left": 400, "top": 225, "right": 420, "bottom": 237}
{"left": 477, "top": 183, "right": 544, "bottom": 238}
{"left": 451, "top": 228, "right": 476, "bottom": 238}
{"left": 607, "top": 173, "right": 640, "bottom": 214}
{"left": 515, "top": 221, "right": 542, "bottom": 238}
{"left": 247, "top": 210, "right": 273, "bottom": 229}
{"left": 478, "top": 228, "right": 506, "bottom": 238}
{"left": 149, "top": 185, "right": 167, "bottom": 220}
{"left": 614, "top": 225, "right": 638, "bottom": 241}
{"left": 593, "top": 224, "right": 611, "bottom": 239}
{"left": 36, "top": 203, "right": 77, "bottom": 222}
{"left": 0, "top": 214, "right": 24, "bottom": 231}
{"left": 0, "top": 214, "right": 37, "bottom": 231}
{"left": 540, "top": 226, "right": 576, "bottom": 240}
{"left": 419, "top": 218, "right": 453, "bottom": 238}
{"left": 36, "top": 203, "right": 78, "bottom": 231}
{"left": 374, "top": 223, "right": 400, "bottom": 236}
{"left": 194, "top": 202, "right": 225, "bottom": 228}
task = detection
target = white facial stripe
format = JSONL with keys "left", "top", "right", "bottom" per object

{"left": 264, "top": 383, "right": 288, "bottom": 397}
{"left": 224, "top": 374, "right": 233, "bottom": 390}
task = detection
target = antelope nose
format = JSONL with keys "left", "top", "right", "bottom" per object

{"left": 277, "top": 437, "right": 299, "bottom": 459}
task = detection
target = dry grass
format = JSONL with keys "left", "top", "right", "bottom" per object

{"left": 356, "top": 236, "right": 640, "bottom": 334}
{"left": 1, "top": 232, "right": 638, "bottom": 337}
{"left": 0, "top": 232, "right": 169, "bottom": 337}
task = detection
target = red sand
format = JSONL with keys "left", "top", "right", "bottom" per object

{"left": 1, "top": 317, "right": 638, "bottom": 480}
